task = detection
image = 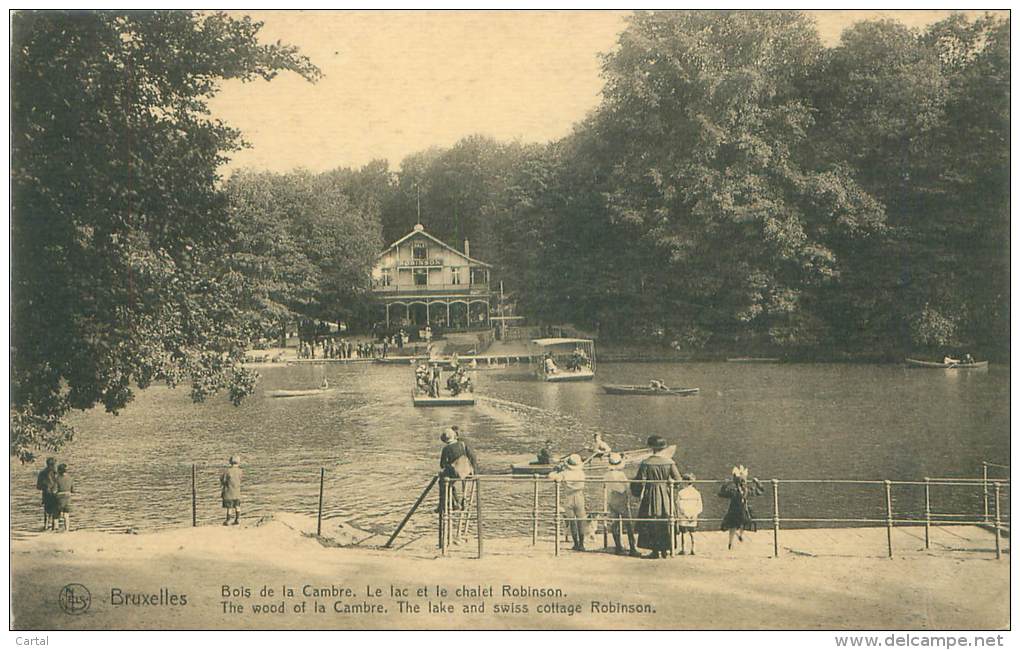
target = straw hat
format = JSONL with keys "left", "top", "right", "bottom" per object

{"left": 647, "top": 435, "right": 668, "bottom": 451}
{"left": 440, "top": 427, "right": 458, "bottom": 443}
{"left": 608, "top": 452, "right": 623, "bottom": 466}
{"left": 229, "top": 455, "right": 241, "bottom": 466}
{"left": 682, "top": 473, "right": 696, "bottom": 482}
{"left": 731, "top": 465, "right": 748, "bottom": 480}
{"left": 566, "top": 454, "right": 583, "bottom": 467}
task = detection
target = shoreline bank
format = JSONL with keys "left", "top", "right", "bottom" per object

{"left": 11, "top": 513, "right": 1009, "bottom": 630}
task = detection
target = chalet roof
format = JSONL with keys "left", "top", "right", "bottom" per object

{"left": 381, "top": 224, "right": 492, "bottom": 268}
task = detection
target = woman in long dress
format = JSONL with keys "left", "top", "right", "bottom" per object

{"left": 718, "top": 465, "right": 764, "bottom": 549}
{"left": 629, "top": 436, "right": 681, "bottom": 559}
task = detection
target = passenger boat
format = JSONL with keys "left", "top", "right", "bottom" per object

{"left": 410, "top": 368, "right": 476, "bottom": 406}
{"left": 412, "top": 392, "right": 476, "bottom": 407}
{"left": 726, "top": 357, "right": 780, "bottom": 363}
{"left": 510, "top": 445, "right": 676, "bottom": 475}
{"left": 602, "top": 384, "right": 699, "bottom": 396}
{"left": 265, "top": 388, "right": 338, "bottom": 398}
{"left": 905, "top": 358, "right": 989, "bottom": 369}
{"left": 531, "top": 338, "right": 597, "bottom": 382}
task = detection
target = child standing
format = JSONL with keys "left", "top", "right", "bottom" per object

{"left": 676, "top": 473, "right": 703, "bottom": 555}
{"left": 220, "top": 456, "right": 243, "bottom": 526}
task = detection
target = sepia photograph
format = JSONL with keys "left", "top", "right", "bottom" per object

{"left": 7, "top": 7, "right": 1011, "bottom": 638}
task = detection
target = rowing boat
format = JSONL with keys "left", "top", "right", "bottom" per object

{"left": 510, "top": 444, "right": 676, "bottom": 475}
{"left": 265, "top": 388, "right": 339, "bottom": 398}
{"left": 905, "top": 358, "right": 989, "bottom": 369}
{"left": 726, "top": 357, "right": 780, "bottom": 363}
{"left": 602, "top": 384, "right": 699, "bottom": 396}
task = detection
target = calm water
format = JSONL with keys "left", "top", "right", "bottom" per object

{"left": 11, "top": 362, "right": 1010, "bottom": 536}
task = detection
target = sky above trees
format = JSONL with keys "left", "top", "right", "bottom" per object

{"left": 209, "top": 10, "right": 1003, "bottom": 174}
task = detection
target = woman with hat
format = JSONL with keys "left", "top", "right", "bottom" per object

{"left": 220, "top": 455, "right": 243, "bottom": 526}
{"left": 718, "top": 465, "right": 764, "bottom": 550}
{"left": 548, "top": 454, "right": 587, "bottom": 551}
{"left": 439, "top": 427, "right": 477, "bottom": 512}
{"left": 629, "top": 436, "right": 681, "bottom": 558}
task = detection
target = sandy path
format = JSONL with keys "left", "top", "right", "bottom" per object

{"left": 10, "top": 514, "right": 1009, "bottom": 630}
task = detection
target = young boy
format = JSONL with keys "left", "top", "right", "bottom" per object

{"left": 604, "top": 453, "right": 639, "bottom": 556}
{"left": 220, "top": 456, "right": 243, "bottom": 526}
{"left": 676, "top": 473, "right": 703, "bottom": 555}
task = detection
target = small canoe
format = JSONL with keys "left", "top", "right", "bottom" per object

{"left": 905, "top": 358, "right": 989, "bottom": 369}
{"left": 266, "top": 388, "right": 338, "bottom": 398}
{"left": 511, "top": 445, "right": 676, "bottom": 475}
{"left": 603, "top": 384, "right": 699, "bottom": 396}
{"left": 726, "top": 357, "right": 780, "bottom": 363}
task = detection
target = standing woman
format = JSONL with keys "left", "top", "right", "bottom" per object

{"left": 630, "top": 436, "right": 681, "bottom": 559}
{"left": 53, "top": 463, "right": 75, "bottom": 532}
{"left": 718, "top": 465, "right": 764, "bottom": 549}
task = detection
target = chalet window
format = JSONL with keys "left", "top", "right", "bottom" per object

{"left": 470, "top": 268, "right": 488, "bottom": 285}
{"left": 451, "top": 267, "right": 461, "bottom": 285}
{"left": 380, "top": 268, "right": 392, "bottom": 286}
{"left": 414, "top": 269, "right": 428, "bottom": 286}
{"left": 413, "top": 242, "right": 427, "bottom": 261}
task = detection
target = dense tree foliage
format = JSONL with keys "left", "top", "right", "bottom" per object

{"left": 375, "top": 11, "right": 1007, "bottom": 357}
{"left": 11, "top": 11, "right": 319, "bottom": 461}
{"left": 223, "top": 167, "right": 383, "bottom": 335}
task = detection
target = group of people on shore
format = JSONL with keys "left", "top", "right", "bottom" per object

{"left": 299, "top": 334, "right": 404, "bottom": 361}
{"left": 35, "top": 457, "right": 75, "bottom": 532}
{"left": 441, "top": 429, "right": 763, "bottom": 558}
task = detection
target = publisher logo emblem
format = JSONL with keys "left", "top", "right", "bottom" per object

{"left": 59, "top": 583, "right": 91, "bottom": 614}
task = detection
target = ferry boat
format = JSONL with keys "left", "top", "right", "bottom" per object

{"left": 531, "top": 338, "right": 596, "bottom": 382}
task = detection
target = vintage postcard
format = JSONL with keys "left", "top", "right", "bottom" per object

{"left": 8, "top": 8, "right": 1010, "bottom": 637}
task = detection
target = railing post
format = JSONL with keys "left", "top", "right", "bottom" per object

{"left": 923, "top": 477, "right": 931, "bottom": 550}
{"left": 317, "top": 467, "right": 325, "bottom": 537}
{"left": 993, "top": 482, "right": 1001, "bottom": 560}
{"left": 191, "top": 463, "right": 197, "bottom": 527}
{"left": 602, "top": 480, "right": 609, "bottom": 549}
{"left": 668, "top": 478, "right": 676, "bottom": 558}
{"left": 771, "top": 479, "right": 780, "bottom": 558}
{"left": 531, "top": 475, "right": 539, "bottom": 546}
{"left": 438, "top": 476, "right": 446, "bottom": 554}
{"left": 475, "top": 478, "right": 484, "bottom": 559}
{"left": 554, "top": 480, "right": 561, "bottom": 557}
{"left": 884, "top": 480, "right": 894, "bottom": 559}
{"left": 982, "top": 462, "right": 990, "bottom": 523}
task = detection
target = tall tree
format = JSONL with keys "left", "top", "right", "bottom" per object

{"left": 574, "top": 11, "right": 885, "bottom": 344}
{"left": 11, "top": 11, "right": 320, "bottom": 461}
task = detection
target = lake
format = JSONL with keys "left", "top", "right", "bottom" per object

{"left": 10, "top": 361, "right": 1010, "bottom": 537}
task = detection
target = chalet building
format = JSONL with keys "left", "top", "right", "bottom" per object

{"left": 372, "top": 223, "right": 492, "bottom": 329}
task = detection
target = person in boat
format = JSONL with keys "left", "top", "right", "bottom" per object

{"left": 439, "top": 427, "right": 477, "bottom": 511}
{"left": 536, "top": 439, "right": 555, "bottom": 465}
{"left": 430, "top": 364, "right": 443, "bottom": 397}
{"left": 589, "top": 433, "right": 612, "bottom": 459}
{"left": 605, "top": 453, "right": 640, "bottom": 557}
{"left": 543, "top": 353, "right": 558, "bottom": 375}
{"left": 943, "top": 355, "right": 961, "bottom": 365}
{"left": 676, "top": 473, "right": 702, "bottom": 555}
{"left": 415, "top": 364, "right": 430, "bottom": 393}
{"left": 548, "top": 454, "right": 587, "bottom": 551}
{"left": 630, "top": 436, "right": 681, "bottom": 559}
{"left": 718, "top": 465, "right": 764, "bottom": 550}
{"left": 220, "top": 455, "right": 243, "bottom": 526}
{"left": 962, "top": 353, "right": 975, "bottom": 364}
{"left": 648, "top": 379, "right": 670, "bottom": 391}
